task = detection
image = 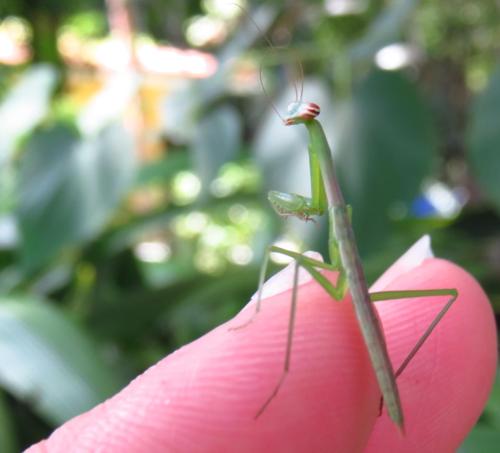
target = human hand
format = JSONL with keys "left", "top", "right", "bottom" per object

{"left": 26, "top": 238, "right": 497, "bottom": 452}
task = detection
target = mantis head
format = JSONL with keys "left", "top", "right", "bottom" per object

{"left": 284, "top": 101, "right": 320, "bottom": 125}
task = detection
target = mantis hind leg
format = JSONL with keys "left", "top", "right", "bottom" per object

{"left": 254, "top": 258, "right": 300, "bottom": 418}
{"left": 228, "top": 251, "right": 271, "bottom": 331}
{"left": 250, "top": 245, "right": 347, "bottom": 418}
{"left": 371, "top": 288, "right": 458, "bottom": 414}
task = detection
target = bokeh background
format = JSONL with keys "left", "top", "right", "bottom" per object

{"left": 0, "top": 0, "right": 499, "bottom": 450}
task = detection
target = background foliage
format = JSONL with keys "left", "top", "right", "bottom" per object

{"left": 0, "top": 0, "right": 499, "bottom": 450}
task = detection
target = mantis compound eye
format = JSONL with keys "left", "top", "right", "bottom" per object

{"left": 285, "top": 102, "right": 320, "bottom": 125}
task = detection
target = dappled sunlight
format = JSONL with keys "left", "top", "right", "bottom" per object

{"left": 134, "top": 240, "right": 172, "bottom": 263}
{"left": 60, "top": 33, "right": 218, "bottom": 78}
{"left": 0, "top": 16, "right": 31, "bottom": 65}
{"left": 375, "top": 43, "right": 420, "bottom": 71}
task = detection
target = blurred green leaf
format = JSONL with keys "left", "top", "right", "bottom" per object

{"left": 16, "top": 122, "right": 135, "bottom": 270}
{"left": 480, "top": 371, "right": 500, "bottom": 428}
{"left": 135, "top": 153, "right": 190, "bottom": 187}
{"left": 349, "top": 0, "right": 418, "bottom": 64}
{"left": 162, "top": 267, "right": 257, "bottom": 345}
{"left": 459, "top": 426, "right": 500, "bottom": 453}
{"left": 192, "top": 105, "right": 242, "bottom": 199}
{"left": 467, "top": 64, "right": 500, "bottom": 213}
{"left": 0, "top": 296, "right": 122, "bottom": 425}
{"left": 0, "top": 391, "right": 17, "bottom": 453}
{"left": 0, "top": 65, "right": 58, "bottom": 166}
{"left": 199, "top": 4, "right": 277, "bottom": 100}
{"left": 162, "top": 4, "right": 276, "bottom": 143}
{"left": 334, "top": 70, "right": 436, "bottom": 253}
{"left": 0, "top": 65, "right": 58, "bottom": 216}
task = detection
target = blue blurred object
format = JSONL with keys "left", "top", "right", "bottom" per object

{"left": 411, "top": 182, "right": 466, "bottom": 219}
{"left": 411, "top": 195, "right": 439, "bottom": 218}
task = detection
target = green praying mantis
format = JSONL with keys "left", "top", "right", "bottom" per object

{"left": 232, "top": 85, "right": 458, "bottom": 433}
{"left": 226, "top": 3, "right": 459, "bottom": 434}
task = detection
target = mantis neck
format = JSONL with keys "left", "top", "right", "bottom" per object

{"left": 304, "top": 120, "right": 345, "bottom": 209}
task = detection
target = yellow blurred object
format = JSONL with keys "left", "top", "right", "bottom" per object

{"left": 58, "top": 29, "right": 217, "bottom": 162}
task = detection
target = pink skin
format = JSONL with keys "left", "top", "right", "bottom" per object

{"left": 26, "top": 242, "right": 497, "bottom": 452}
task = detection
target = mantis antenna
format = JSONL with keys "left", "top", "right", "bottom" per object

{"left": 297, "top": 56, "right": 304, "bottom": 102}
{"left": 231, "top": 3, "right": 304, "bottom": 121}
